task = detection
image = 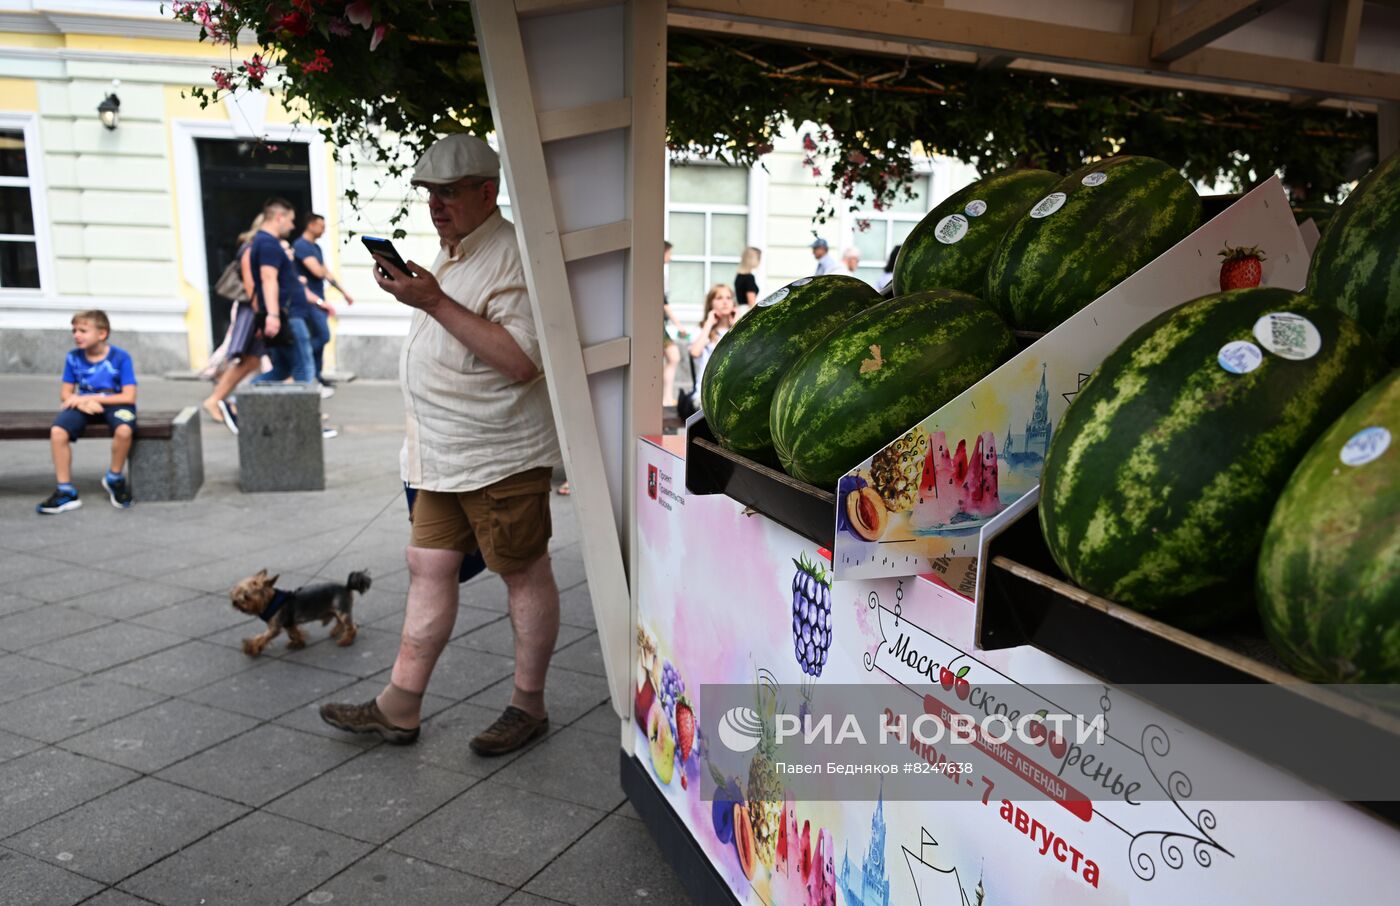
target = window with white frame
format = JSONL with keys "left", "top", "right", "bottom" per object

{"left": 0, "top": 119, "right": 42, "bottom": 290}
{"left": 846, "top": 172, "right": 932, "bottom": 287}
{"left": 666, "top": 162, "right": 748, "bottom": 323}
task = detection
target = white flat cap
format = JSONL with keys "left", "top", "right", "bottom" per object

{"left": 412, "top": 134, "right": 499, "bottom": 185}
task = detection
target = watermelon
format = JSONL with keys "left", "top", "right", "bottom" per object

{"left": 1306, "top": 150, "right": 1400, "bottom": 362}
{"left": 701, "top": 275, "right": 881, "bottom": 464}
{"left": 1039, "top": 287, "right": 1386, "bottom": 625}
{"left": 893, "top": 168, "right": 1060, "bottom": 296}
{"left": 770, "top": 290, "right": 1015, "bottom": 489}
{"left": 986, "top": 155, "right": 1202, "bottom": 332}
{"left": 1257, "top": 369, "right": 1400, "bottom": 682}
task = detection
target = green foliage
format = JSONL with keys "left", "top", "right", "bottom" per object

{"left": 169, "top": 4, "right": 1374, "bottom": 230}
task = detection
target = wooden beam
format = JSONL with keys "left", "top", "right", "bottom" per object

{"left": 976, "top": 54, "right": 1015, "bottom": 70}
{"left": 668, "top": 0, "right": 1147, "bottom": 68}
{"left": 1170, "top": 45, "right": 1400, "bottom": 104}
{"left": 516, "top": 0, "right": 617, "bottom": 18}
{"left": 560, "top": 219, "right": 632, "bottom": 262}
{"left": 1151, "top": 0, "right": 1291, "bottom": 62}
{"left": 1012, "top": 56, "right": 1373, "bottom": 112}
{"left": 667, "top": 11, "right": 978, "bottom": 65}
{"left": 1322, "top": 0, "right": 1362, "bottom": 66}
{"left": 1131, "top": 0, "right": 1165, "bottom": 35}
{"left": 582, "top": 337, "right": 631, "bottom": 374}
{"left": 538, "top": 97, "right": 632, "bottom": 143}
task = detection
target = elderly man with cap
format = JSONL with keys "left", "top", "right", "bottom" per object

{"left": 811, "top": 237, "right": 838, "bottom": 276}
{"left": 320, "top": 134, "right": 563, "bottom": 756}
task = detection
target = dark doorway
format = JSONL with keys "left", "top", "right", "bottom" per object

{"left": 197, "top": 139, "right": 313, "bottom": 345}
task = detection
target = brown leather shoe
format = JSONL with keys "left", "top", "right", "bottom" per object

{"left": 469, "top": 706, "right": 549, "bottom": 756}
{"left": 319, "top": 699, "right": 420, "bottom": 745}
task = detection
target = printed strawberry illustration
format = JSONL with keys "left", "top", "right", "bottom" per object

{"left": 1219, "top": 244, "right": 1265, "bottom": 291}
{"left": 675, "top": 696, "right": 696, "bottom": 763}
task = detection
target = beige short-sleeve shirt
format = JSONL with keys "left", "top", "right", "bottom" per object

{"left": 399, "top": 210, "right": 561, "bottom": 492}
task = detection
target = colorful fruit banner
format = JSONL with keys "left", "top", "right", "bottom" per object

{"left": 634, "top": 437, "right": 1400, "bottom": 905}
{"left": 831, "top": 177, "right": 1310, "bottom": 590}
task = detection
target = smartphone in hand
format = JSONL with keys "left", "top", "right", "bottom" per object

{"left": 361, "top": 236, "right": 413, "bottom": 279}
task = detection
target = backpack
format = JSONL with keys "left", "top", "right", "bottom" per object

{"left": 213, "top": 254, "right": 248, "bottom": 303}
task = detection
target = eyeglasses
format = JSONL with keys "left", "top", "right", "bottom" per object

{"left": 414, "top": 179, "right": 494, "bottom": 202}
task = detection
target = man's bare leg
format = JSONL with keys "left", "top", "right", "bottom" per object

{"left": 501, "top": 553, "right": 559, "bottom": 719}
{"left": 378, "top": 545, "right": 466, "bottom": 728}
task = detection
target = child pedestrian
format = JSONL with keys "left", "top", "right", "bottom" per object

{"left": 38, "top": 310, "right": 138, "bottom": 514}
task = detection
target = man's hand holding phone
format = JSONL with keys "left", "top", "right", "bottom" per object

{"left": 364, "top": 237, "right": 445, "bottom": 314}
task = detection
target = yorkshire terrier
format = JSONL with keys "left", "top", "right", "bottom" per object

{"left": 230, "top": 569, "right": 371, "bottom": 656}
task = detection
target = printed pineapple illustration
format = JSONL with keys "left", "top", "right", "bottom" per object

{"left": 870, "top": 426, "right": 929, "bottom": 512}
{"left": 747, "top": 670, "right": 784, "bottom": 869}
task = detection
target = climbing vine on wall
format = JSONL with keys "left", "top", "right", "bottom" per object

{"left": 170, "top": 3, "right": 1376, "bottom": 231}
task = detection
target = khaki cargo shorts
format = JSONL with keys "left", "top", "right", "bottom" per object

{"left": 408, "top": 467, "right": 553, "bottom": 574}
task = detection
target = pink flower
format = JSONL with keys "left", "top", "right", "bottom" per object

{"left": 810, "top": 166, "right": 822, "bottom": 177}
{"left": 243, "top": 54, "right": 268, "bottom": 81}
{"left": 302, "top": 48, "right": 333, "bottom": 73}
{"left": 370, "top": 23, "right": 388, "bottom": 51}
{"left": 275, "top": 10, "right": 310, "bottom": 36}
{"left": 195, "top": 2, "right": 215, "bottom": 29}
{"left": 328, "top": 17, "right": 351, "bottom": 36}
{"left": 211, "top": 67, "right": 235, "bottom": 91}
{"left": 345, "top": 0, "right": 373, "bottom": 29}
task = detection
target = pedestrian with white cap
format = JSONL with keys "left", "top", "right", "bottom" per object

{"left": 320, "top": 133, "right": 564, "bottom": 756}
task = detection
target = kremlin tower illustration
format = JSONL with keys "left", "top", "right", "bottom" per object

{"left": 1003, "top": 364, "right": 1053, "bottom": 468}
{"left": 840, "top": 787, "right": 891, "bottom": 906}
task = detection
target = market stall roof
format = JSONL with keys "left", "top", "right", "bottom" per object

{"left": 668, "top": 0, "right": 1400, "bottom": 110}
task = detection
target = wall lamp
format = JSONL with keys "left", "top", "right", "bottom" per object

{"left": 97, "top": 80, "right": 121, "bottom": 130}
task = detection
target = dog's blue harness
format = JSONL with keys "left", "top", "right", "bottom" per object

{"left": 259, "top": 589, "right": 292, "bottom": 623}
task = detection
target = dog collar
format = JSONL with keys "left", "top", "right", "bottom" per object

{"left": 259, "top": 589, "right": 291, "bottom": 623}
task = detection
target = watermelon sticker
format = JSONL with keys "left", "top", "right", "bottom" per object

{"left": 964, "top": 199, "right": 987, "bottom": 217}
{"left": 1252, "top": 312, "right": 1321, "bottom": 360}
{"left": 758, "top": 287, "right": 790, "bottom": 307}
{"left": 934, "top": 214, "right": 969, "bottom": 244}
{"left": 1340, "top": 427, "right": 1391, "bottom": 467}
{"left": 1218, "top": 340, "right": 1263, "bottom": 374}
{"left": 1029, "top": 192, "right": 1067, "bottom": 218}
{"left": 1081, "top": 171, "right": 1108, "bottom": 187}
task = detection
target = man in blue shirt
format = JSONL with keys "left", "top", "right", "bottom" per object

{"left": 293, "top": 213, "right": 354, "bottom": 392}
{"left": 249, "top": 197, "right": 316, "bottom": 386}
{"left": 39, "top": 309, "right": 137, "bottom": 513}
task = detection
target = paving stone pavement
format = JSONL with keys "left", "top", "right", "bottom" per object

{"left": 0, "top": 375, "right": 692, "bottom": 906}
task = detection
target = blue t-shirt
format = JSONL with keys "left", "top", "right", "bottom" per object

{"left": 292, "top": 237, "right": 326, "bottom": 302}
{"left": 250, "top": 230, "right": 311, "bottom": 319}
{"left": 62, "top": 345, "right": 137, "bottom": 396}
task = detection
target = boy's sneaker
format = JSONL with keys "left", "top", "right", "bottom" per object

{"left": 216, "top": 399, "right": 239, "bottom": 436}
{"left": 319, "top": 383, "right": 335, "bottom": 400}
{"left": 102, "top": 474, "right": 133, "bottom": 509}
{"left": 322, "top": 426, "right": 339, "bottom": 439}
{"left": 102, "top": 476, "right": 133, "bottom": 509}
{"left": 36, "top": 487, "right": 81, "bottom": 515}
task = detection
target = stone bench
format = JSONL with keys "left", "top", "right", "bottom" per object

{"left": 0, "top": 407, "right": 204, "bottom": 501}
{"left": 235, "top": 384, "right": 324, "bottom": 492}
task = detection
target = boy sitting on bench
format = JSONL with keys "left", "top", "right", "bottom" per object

{"left": 37, "top": 309, "right": 138, "bottom": 514}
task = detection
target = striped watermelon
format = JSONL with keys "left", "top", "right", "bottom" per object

{"left": 986, "top": 156, "right": 1201, "bottom": 332}
{"left": 1039, "top": 287, "right": 1386, "bottom": 625}
{"left": 1306, "top": 150, "right": 1400, "bottom": 362}
{"left": 1257, "top": 369, "right": 1399, "bottom": 682}
{"left": 701, "top": 275, "right": 881, "bottom": 465}
{"left": 893, "top": 168, "right": 1060, "bottom": 296}
{"left": 770, "top": 290, "right": 1014, "bottom": 489}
